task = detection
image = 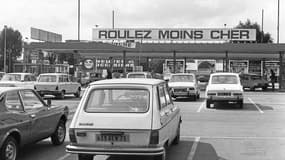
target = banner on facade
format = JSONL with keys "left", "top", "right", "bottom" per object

{"left": 92, "top": 28, "right": 256, "bottom": 41}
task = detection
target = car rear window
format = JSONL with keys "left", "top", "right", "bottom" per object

{"left": 170, "top": 75, "right": 194, "bottom": 82}
{"left": 85, "top": 88, "right": 149, "bottom": 113}
{"left": 38, "top": 75, "right": 57, "bottom": 82}
{"left": 1, "top": 74, "right": 21, "bottom": 81}
{"left": 127, "top": 74, "right": 146, "bottom": 78}
{"left": 211, "top": 75, "right": 238, "bottom": 84}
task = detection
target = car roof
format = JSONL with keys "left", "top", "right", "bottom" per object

{"left": 171, "top": 73, "right": 195, "bottom": 76}
{"left": 0, "top": 87, "right": 29, "bottom": 94}
{"left": 6, "top": 73, "right": 33, "bottom": 75}
{"left": 210, "top": 72, "right": 239, "bottom": 76}
{"left": 39, "top": 73, "right": 68, "bottom": 76}
{"left": 89, "top": 78, "right": 164, "bottom": 86}
{"left": 127, "top": 72, "right": 150, "bottom": 75}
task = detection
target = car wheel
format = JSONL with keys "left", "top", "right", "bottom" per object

{"left": 206, "top": 100, "right": 211, "bottom": 108}
{"left": 57, "top": 91, "right": 65, "bottom": 99}
{"left": 173, "top": 123, "right": 180, "bottom": 145}
{"left": 74, "top": 88, "right": 81, "bottom": 98}
{"left": 78, "top": 154, "right": 94, "bottom": 160}
{"left": 197, "top": 94, "right": 200, "bottom": 99}
{"left": 262, "top": 86, "right": 267, "bottom": 90}
{"left": 238, "top": 100, "right": 243, "bottom": 109}
{"left": 0, "top": 136, "right": 18, "bottom": 160}
{"left": 51, "top": 120, "right": 66, "bottom": 145}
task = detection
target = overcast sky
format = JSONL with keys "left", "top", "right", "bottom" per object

{"left": 0, "top": 0, "right": 284, "bottom": 43}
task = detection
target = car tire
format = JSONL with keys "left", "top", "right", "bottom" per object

{"left": 197, "top": 94, "right": 200, "bottom": 99}
{"left": 74, "top": 88, "right": 81, "bottom": 98}
{"left": 206, "top": 100, "right": 211, "bottom": 108}
{"left": 78, "top": 154, "right": 94, "bottom": 160}
{"left": 238, "top": 100, "right": 243, "bottom": 109}
{"left": 51, "top": 120, "right": 66, "bottom": 145}
{"left": 57, "top": 91, "right": 65, "bottom": 99}
{"left": 0, "top": 136, "right": 18, "bottom": 160}
{"left": 192, "top": 95, "right": 197, "bottom": 101}
{"left": 262, "top": 86, "right": 267, "bottom": 90}
{"left": 173, "top": 124, "right": 180, "bottom": 145}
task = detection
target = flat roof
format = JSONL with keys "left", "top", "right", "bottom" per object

{"left": 25, "top": 42, "right": 285, "bottom": 59}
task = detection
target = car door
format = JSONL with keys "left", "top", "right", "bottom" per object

{"left": 19, "top": 89, "right": 58, "bottom": 140}
{"left": 157, "top": 83, "right": 173, "bottom": 144}
{"left": 4, "top": 91, "right": 32, "bottom": 145}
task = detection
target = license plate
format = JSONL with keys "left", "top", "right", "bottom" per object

{"left": 96, "top": 134, "right": 130, "bottom": 142}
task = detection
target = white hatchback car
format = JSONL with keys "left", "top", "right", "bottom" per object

{"left": 168, "top": 73, "right": 200, "bottom": 100}
{"left": 66, "top": 78, "right": 181, "bottom": 160}
{"left": 206, "top": 73, "right": 244, "bottom": 108}
{"left": 0, "top": 73, "right": 36, "bottom": 89}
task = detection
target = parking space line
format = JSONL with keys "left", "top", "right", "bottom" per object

{"left": 248, "top": 98, "right": 264, "bottom": 114}
{"left": 181, "top": 135, "right": 285, "bottom": 140}
{"left": 187, "top": 137, "right": 200, "bottom": 160}
{"left": 196, "top": 101, "right": 205, "bottom": 113}
{"left": 56, "top": 153, "right": 71, "bottom": 160}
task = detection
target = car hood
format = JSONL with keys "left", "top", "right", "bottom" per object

{"left": 168, "top": 82, "right": 195, "bottom": 87}
{"left": 206, "top": 84, "right": 243, "bottom": 91}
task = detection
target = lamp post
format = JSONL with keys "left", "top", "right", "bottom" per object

{"left": 78, "top": 0, "right": 80, "bottom": 41}
{"left": 277, "top": 0, "right": 280, "bottom": 44}
{"left": 3, "top": 25, "right": 7, "bottom": 72}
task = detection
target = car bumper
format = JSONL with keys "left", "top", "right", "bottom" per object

{"left": 207, "top": 96, "right": 243, "bottom": 102}
{"left": 37, "top": 90, "right": 61, "bottom": 95}
{"left": 171, "top": 91, "right": 196, "bottom": 97}
{"left": 66, "top": 144, "right": 165, "bottom": 156}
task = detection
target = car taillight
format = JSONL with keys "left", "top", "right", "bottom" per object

{"left": 149, "top": 130, "right": 159, "bottom": 145}
{"left": 69, "top": 128, "right": 77, "bottom": 143}
{"left": 55, "top": 86, "right": 59, "bottom": 90}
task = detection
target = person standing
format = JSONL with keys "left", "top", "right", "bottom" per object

{"left": 270, "top": 69, "right": 276, "bottom": 91}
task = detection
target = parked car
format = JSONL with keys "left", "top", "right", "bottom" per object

{"left": 197, "top": 74, "right": 210, "bottom": 91}
{"left": 206, "top": 73, "right": 244, "bottom": 108}
{"left": 66, "top": 79, "right": 182, "bottom": 160}
{"left": 126, "top": 72, "right": 152, "bottom": 78}
{"left": 0, "top": 87, "right": 69, "bottom": 160}
{"left": 239, "top": 73, "right": 269, "bottom": 91}
{"left": 0, "top": 73, "right": 37, "bottom": 89}
{"left": 168, "top": 73, "right": 200, "bottom": 100}
{"left": 34, "top": 73, "right": 81, "bottom": 99}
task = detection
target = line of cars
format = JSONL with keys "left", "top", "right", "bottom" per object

{"left": 0, "top": 72, "right": 81, "bottom": 99}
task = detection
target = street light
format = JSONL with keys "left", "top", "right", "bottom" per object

{"left": 3, "top": 25, "right": 7, "bottom": 72}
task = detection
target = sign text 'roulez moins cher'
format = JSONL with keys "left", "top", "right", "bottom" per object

{"left": 92, "top": 28, "right": 256, "bottom": 41}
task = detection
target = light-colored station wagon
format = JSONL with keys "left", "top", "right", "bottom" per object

{"left": 34, "top": 73, "right": 81, "bottom": 99}
{"left": 66, "top": 78, "right": 182, "bottom": 160}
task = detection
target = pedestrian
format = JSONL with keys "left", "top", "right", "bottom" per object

{"left": 270, "top": 69, "right": 276, "bottom": 91}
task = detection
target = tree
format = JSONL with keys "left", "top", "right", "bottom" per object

{"left": 234, "top": 19, "right": 273, "bottom": 43}
{"left": 0, "top": 26, "right": 23, "bottom": 72}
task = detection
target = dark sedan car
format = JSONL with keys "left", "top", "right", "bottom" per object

{"left": 239, "top": 73, "right": 269, "bottom": 91}
{"left": 0, "top": 87, "right": 69, "bottom": 160}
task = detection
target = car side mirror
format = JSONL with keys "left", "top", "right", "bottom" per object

{"left": 46, "top": 99, "right": 52, "bottom": 106}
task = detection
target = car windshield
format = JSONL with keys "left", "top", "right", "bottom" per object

{"left": 128, "top": 74, "right": 146, "bottom": 78}
{"left": 38, "top": 75, "right": 57, "bottom": 82}
{"left": 85, "top": 88, "right": 149, "bottom": 113}
{"left": 170, "top": 75, "right": 194, "bottom": 82}
{"left": 1, "top": 74, "right": 21, "bottom": 81}
{"left": 211, "top": 75, "right": 238, "bottom": 84}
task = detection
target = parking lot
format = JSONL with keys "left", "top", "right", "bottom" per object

{"left": 17, "top": 91, "right": 285, "bottom": 160}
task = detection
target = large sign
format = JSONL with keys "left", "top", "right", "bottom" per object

{"left": 229, "top": 60, "right": 249, "bottom": 73}
{"left": 92, "top": 28, "right": 256, "bottom": 41}
{"left": 31, "top": 27, "right": 62, "bottom": 42}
